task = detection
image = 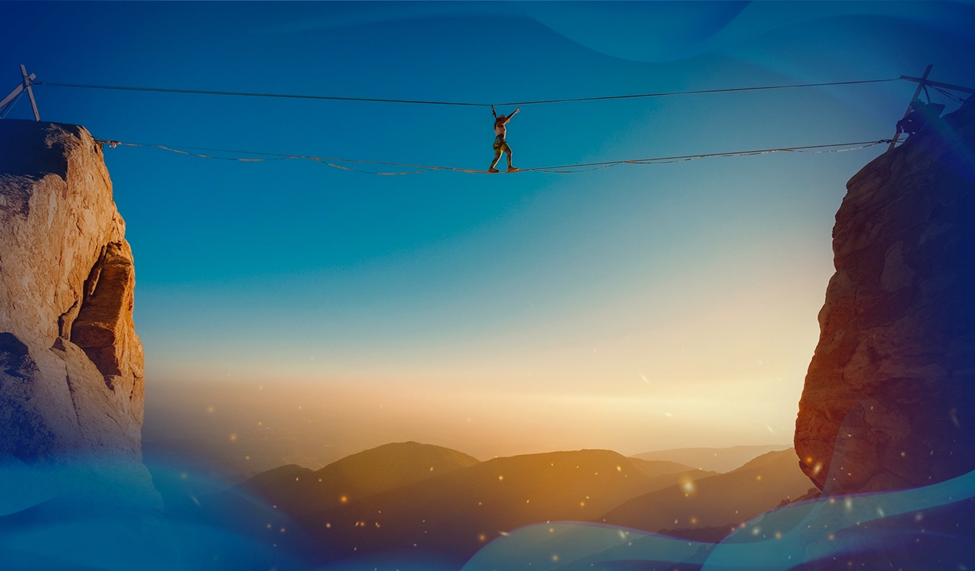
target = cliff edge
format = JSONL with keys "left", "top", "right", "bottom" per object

{"left": 0, "top": 119, "right": 144, "bottom": 461}
{"left": 795, "top": 99, "right": 975, "bottom": 495}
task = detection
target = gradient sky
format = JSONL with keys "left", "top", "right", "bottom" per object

{"left": 3, "top": 2, "right": 975, "bottom": 465}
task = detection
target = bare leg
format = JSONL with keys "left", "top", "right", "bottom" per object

{"left": 489, "top": 151, "right": 501, "bottom": 172}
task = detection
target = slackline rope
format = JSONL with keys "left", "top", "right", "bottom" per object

{"left": 37, "top": 78, "right": 900, "bottom": 107}
{"left": 932, "top": 85, "right": 965, "bottom": 104}
{"left": 94, "top": 139, "right": 892, "bottom": 176}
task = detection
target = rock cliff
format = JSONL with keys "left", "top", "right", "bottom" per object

{"left": 0, "top": 119, "right": 144, "bottom": 461}
{"left": 795, "top": 99, "right": 975, "bottom": 495}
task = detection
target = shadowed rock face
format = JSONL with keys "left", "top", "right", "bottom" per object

{"left": 0, "top": 120, "right": 145, "bottom": 460}
{"left": 795, "top": 99, "right": 975, "bottom": 495}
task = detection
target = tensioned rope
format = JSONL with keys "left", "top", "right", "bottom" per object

{"left": 38, "top": 78, "right": 900, "bottom": 107}
{"left": 95, "top": 139, "right": 892, "bottom": 175}
{"left": 0, "top": 90, "right": 23, "bottom": 119}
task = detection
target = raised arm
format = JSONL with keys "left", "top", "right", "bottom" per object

{"left": 504, "top": 107, "right": 521, "bottom": 124}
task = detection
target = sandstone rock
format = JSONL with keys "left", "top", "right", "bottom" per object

{"left": 0, "top": 119, "right": 145, "bottom": 460}
{"left": 795, "top": 99, "right": 975, "bottom": 495}
{"left": 0, "top": 119, "right": 171, "bottom": 567}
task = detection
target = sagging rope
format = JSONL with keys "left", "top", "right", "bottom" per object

{"left": 95, "top": 139, "right": 893, "bottom": 176}
{"left": 38, "top": 78, "right": 901, "bottom": 108}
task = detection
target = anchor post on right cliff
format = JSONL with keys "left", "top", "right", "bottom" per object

{"left": 889, "top": 64, "right": 975, "bottom": 150}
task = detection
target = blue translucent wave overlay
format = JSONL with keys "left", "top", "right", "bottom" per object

{"left": 1, "top": 454, "right": 973, "bottom": 570}
{"left": 0, "top": 454, "right": 459, "bottom": 571}
{"left": 462, "top": 469, "right": 975, "bottom": 571}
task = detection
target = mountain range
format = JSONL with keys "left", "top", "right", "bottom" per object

{"left": 223, "top": 442, "right": 811, "bottom": 566}
{"left": 602, "top": 448, "right": 815, "bottom": 539}
{"left": 630, "top": 444, "right": 791, "bottom": 472}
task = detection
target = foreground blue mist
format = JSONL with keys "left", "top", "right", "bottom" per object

{"left": 1, "top": 452, "right": 973, "bottom": 570}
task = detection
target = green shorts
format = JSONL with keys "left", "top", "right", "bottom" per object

{"left": 493, "top": 136, "right": 511, "bottom": 154}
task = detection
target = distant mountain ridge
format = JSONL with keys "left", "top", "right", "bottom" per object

{"left": 238, "top": 441, "right": 479, "bottom": 516}
{"left": 631, "top": 444, "right": 791, "bottom": 472}
{"left": 230, "top": 442, "right": 807, "bottom": 565}
{"left": 602, "top": 448, "right": 814, "bottom": 537}
{"left": 297, "top": 448, "right": 707, "bottom": 564}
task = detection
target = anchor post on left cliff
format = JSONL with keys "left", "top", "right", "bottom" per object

{"left": 0, "top": 64, "right": 40, "bottom": 121}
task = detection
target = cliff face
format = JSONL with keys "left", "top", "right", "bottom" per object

{"left": 795, "top": 99, "right": 975, "bottom": 495}
{"left": 0, "top": 119, "right": 144, "bottom": 460}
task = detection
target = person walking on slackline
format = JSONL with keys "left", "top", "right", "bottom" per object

{"left": 489, "top": 105, "right": 520, "bottom": 173}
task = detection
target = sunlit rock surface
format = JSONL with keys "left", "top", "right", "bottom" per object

{"left": 0, "top": 119, "right": 146, "bottom": 461}
{"left": 795, "top": 99, "right": 975, "bottom": 495}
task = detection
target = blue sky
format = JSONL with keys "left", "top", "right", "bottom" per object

{"left": 3, "top": 2, "right": 975, "bottom": 456}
